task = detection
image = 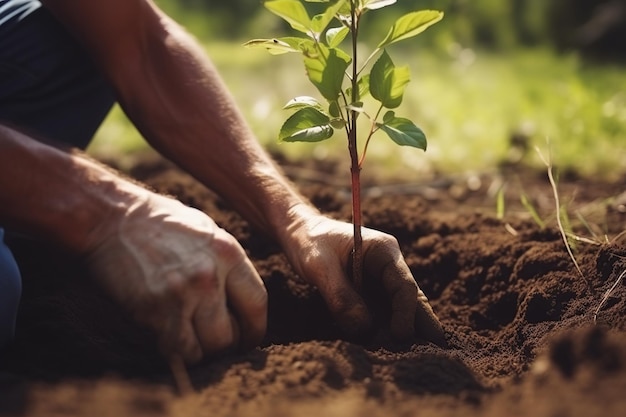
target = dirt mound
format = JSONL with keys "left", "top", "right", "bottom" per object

{"left": 1, "top": 155, "right": 626, "bottom": 416}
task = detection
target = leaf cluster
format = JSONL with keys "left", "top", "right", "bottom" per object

{"left": 244, "top": 0, "right": 442, "bottom": 165}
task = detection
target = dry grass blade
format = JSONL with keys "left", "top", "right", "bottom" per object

{"left": 535, "top": 145, "right": 584, "bottom": 280}
{"left": 575, "top": 210, "right": 603, "bottom": 243}
{"left": 594, "top": 268, "right": 626, "bottom": 324}
{"left": 496, "top": 185, "right": 505, "bottom": 220}
{"left": 520, "top": 192, "right": 545, "bottom": 228}
{"left": 565, "top": 232, "right": 602, "bottom": 246}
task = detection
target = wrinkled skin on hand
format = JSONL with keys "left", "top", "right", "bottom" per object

{"left": 284, "top": 211, "right": 446, "bottom": 345}
{"left": 83, "top": 191, "right": 442, "bottom": 365}
{"left": 85, "top": 194, "right": 268, "bottom": 363}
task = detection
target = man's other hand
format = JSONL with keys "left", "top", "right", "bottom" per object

{"left": 85, "top": 193, "right": 268, "bottom": 363}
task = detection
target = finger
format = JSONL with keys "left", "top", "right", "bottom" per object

{"left": 381, "top": 259, "right": 418, "bottom": 340}
{"left": 159, "top": 310, "right": 203, "bottom": 364}
{"left": 224, "top": 258, "right": 268, "bottom": 350}
{"left": 168, "top": 354, "right": 194, "bottom": 395}
{"left": 363, "top": 238, "right": 417, "bottom": 340}
{"left": 314, "top": 254, "right": 372, "bottom": 337}
{"left": 192, "top": 283, "right": 239, "bottom": 355}
{"left": 382, "top": 260, "right": 446, "bottom": 345}
{"left": 414, "top": 286, "right": 447, "bottom": 347}
{"left": 363, "top": 236, "right": 444, "bottom": 343}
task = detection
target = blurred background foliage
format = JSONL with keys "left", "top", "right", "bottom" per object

{"left": 153, "top": 0, "right": 626, "bottom": 59}
{"left": 90, "top": 0, "right": 626, "bottom": 180}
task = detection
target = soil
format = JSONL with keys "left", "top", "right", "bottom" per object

{"left": 2, "top": 151, "right": 626, "bottom": 416}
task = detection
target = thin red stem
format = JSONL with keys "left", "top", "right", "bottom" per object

{"left": 348, "top": 128, "right": 363, "bottom": 290}
{"left": 349, "top": 2, "right": 363, "bottom": 290}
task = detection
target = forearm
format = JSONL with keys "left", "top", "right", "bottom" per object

{"left": 0, "top": 125, "right": 147, "bottom": 253}
{"left": 99, "top": 9, "right": 317, "bottom": 244}
{"left": 40, "top": 0, "right": 317, "bottom": 246}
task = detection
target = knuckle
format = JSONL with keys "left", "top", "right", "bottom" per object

{"left": 327, "top": 286, "right": 357, "bottom": 315}
{"left": 387, "top": 266, "right": 418, "bottom": 295}
{"left": 363, "top": 234, "right": 400, "bottom": 264}
{"left": 364, "top": 229, "right": 399, "bottom": 248}
{"left": 378, "top": 232, "right": 399, "bottom": 247}
{"left": 416, "top": 286, "right": 430, "bottom": 303}
{"left": 212, "top": 229, "right": 246, "bottom": 264}
{"left": 189, "top": 272, "right": 221, "bottom": 294}
{"left": 164, "top": 271, "right": 188, "bottom": 298}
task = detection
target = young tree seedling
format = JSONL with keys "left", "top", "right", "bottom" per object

{"left": 245, "top": 0, "right": 443, "bottom": 289}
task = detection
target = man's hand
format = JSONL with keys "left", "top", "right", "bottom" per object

{"left": 283, "top": 208, "right": 445, "bottom": 345}
{"left": 85, "top": 193, "right": 268, "bottom": 363}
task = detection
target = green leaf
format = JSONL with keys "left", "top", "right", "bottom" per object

{"left": 304, "top": 45, "right": 351, "bottom": 100}
{"left": 377, "top": 116, "right": 427, "bottom": 150}
{"left": 328, "top": 101, "right": 341, "bottom": 117}
{"left": 330, "top": 118, "right": 346, "bottom": 129}
{"left": 337, "top": 1, "right": 352, "bottom": 15}
{"left": 265, "top": 0, "right": 312, "bottom": 34}
{"left": 346, "top": 75, "right": 370, "bottom": 102}
{"left": 364, "top": 0, "right": 396, "bottom": 11}
{"left": 369, "top": 50, "right": 410, "bottom": 109}
{"left": 496, "top": 186, "right": 505, "bottom": 219}
{"left": 311, "top": 0, "right": 347, "bottom": 34}
{"left": 383, "top": 110, "right": 394, "bottom": 123}
{"left": 243, "top": 37, "right": 306, "bottom": 55}
{"left": 378, "top": 10, "right": 444, "bottom": 48}
{"left": 326, "top": 26, "right": 349, "bottom": 47}
{"left": 283, "top": 96, "right": 324, "bottom": 111}
{"left": 279, "top": 107, "right": 334, "bottom": 142}
{"left": 358, "top": 75, "right": 371, "bottom": 100}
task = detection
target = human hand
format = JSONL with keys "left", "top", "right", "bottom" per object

{"left": 85, "top": 193, "right": 267, "bottom": 363}
{"left": 282, "top": 209, "right": 445, "bottom": 345}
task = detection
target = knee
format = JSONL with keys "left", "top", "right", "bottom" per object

{"left": 0, "top": 236, "right": 21, "bottom": 348}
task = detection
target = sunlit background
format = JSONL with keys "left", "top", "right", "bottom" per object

{"left": 88, "top": 0, "right": 626, "bottom": 181}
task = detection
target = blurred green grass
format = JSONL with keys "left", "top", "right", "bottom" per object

{"left": 88, "top": 42, "right": 626, "bottom": 181}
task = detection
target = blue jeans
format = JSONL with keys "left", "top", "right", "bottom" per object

{"left": 0, "top": 0, "right": 115, "bottom": 148}
{"left": 0, "top": 1, "right": 116, "bottom": 347}
{"left": 0, "top": 229, "right": 20, "bottom": 349}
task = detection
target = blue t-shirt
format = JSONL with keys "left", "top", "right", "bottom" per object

{"left": 0, "top": 0, "right": 41, "bottom": 27}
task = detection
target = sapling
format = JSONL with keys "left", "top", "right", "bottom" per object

{"left": 245, "top": 0, "right": 443, "bottom": 289}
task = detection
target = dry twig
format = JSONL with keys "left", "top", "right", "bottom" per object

{"left": 169, "top": 354, "right": 194, "bottom": 396}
